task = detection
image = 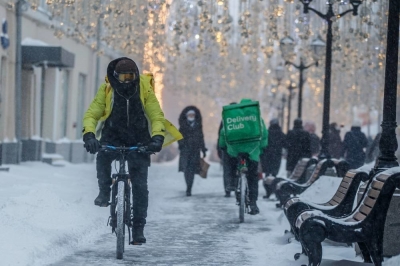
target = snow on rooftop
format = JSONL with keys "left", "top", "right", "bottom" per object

{"left": 21, "top": 37, "right": 49, "bottom": 46}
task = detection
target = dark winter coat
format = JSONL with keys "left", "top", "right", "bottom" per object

{"left": 343, "top": 126, "right": 368, "bottom": 169}
{"left": 328, "top": 127, "right": 343, "bottom": 159}
{"left": 178, "top": 106, "right": 206, "bottom": 174}
{"left": 261, "top": 124, "right": 286, "bottom": 176}
{"left": 286, "top": 125, "right": 312, "bottom": 172}
{"left": 310, "top": 133, "right": 320, "bottom": 156}
{"left": 366, "top": 133, "right": 381, "bottom": 163}
{"left": 217, "top": 121, "right": 223, "bottom": 159}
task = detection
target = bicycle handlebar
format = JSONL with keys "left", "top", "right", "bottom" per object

{"left": 100, "top": 145, "right": 154, "bottom": 154}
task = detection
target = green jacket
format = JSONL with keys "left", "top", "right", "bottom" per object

{"left": 218, "top": 118, "right": 268, "bottom": 162}
{"left": 83, "top": 74, "right": 182, "bottom": 147}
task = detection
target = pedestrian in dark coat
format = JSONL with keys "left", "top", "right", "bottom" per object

{"left": 216, "top": 120, "right": 237, "bottom": 198}
{"left": 328, "top": 122, "right": 343, "bottom": 159}
{"left": 304, "top": 121, "right": 320, "bottom": 157}
{"left": 366, "top": 132, "right": 381, "bottom": 163}
{"left": 261, "top": 119, "right": 286, "bottom": 198}
{"left": 343, "top": 123, "right": 368, "bottom": 169}
{"left": 178, "top": 106, "right": 207, "bottom": 196}
{"left": 286, "top": 118, "right": 311, "bottom": 176}
{"left": 261, "top": 119, "right": 286, "bottom": 177}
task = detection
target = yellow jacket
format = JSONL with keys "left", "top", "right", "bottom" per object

{"left": 83, "top": 74, "right": 182, "bottom": 147}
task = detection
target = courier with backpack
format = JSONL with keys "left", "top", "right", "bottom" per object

{"left": 218, "top": 99, "right": 268, "bottom": 218}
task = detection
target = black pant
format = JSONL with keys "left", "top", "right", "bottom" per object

{"left": 246, "top": 159, "right": 259, "bottom": 202}
{"left": 222, "top": 151, "right": 237, "bottom": 192}
{"left": 96, "top": 150, "right": 149, "bottom": 223}
{"left": 223, "top": 153, "right": 259, "bottom": 202}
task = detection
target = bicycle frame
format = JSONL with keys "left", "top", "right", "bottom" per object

{"left": 236, "top": 154, "right": 250, "bottom": 222}
{"left": 102, "top": 146, "right": 145, "bottom": 245}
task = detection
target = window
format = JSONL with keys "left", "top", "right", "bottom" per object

{"left": 76, "top": 73, "right": 86, "bottom": 139}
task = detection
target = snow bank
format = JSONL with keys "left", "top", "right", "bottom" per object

{"left": 0, "top": 160, "right": 399, "bottom": 265}
{"left": 0, "top": 162, "right": 107, "bottom": 266}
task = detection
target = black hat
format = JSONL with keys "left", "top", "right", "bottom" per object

{"left": 115, "top": 59, "right": 137, "bottom": 73}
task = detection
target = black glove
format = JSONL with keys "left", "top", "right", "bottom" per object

{"left": 202, "top": 148, "right": 207, "bottom": 158}
{"left": 83, "top": 132, "right": 101, "bottom": 154}
{"left": 147, "top": 135, "right": 164, "bottom": 152}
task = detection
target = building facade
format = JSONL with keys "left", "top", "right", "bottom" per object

{"left": 0, "top": 1, "right": 117, "bottom": 164}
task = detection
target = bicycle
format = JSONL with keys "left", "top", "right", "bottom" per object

{"left": 235, "top": 154, "right": 250, "bottom": 223}
{"left": 100, "top": 145, "right": 151, "bottom": 260}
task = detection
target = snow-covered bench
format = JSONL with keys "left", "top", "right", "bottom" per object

{"left": 284, "top": 168, "right": 370, "bottom": 242}
{"left": 295, "top": 168, "right": 400, "bottom": 266}
{"left": 263, "top": 157, "right": 318, "bottom": 199}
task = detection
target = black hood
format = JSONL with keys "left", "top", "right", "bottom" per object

{"left": 269, "top": 123, "right": 282, "bottom": 131}
{"left": 107, "top": 57, "right": 140, "bottom": 98}
{"left": 179, "top": 106, "right": 203, "bottom": 128}
{"left": 351, "top": 126, "right": 362, "bottom": 132}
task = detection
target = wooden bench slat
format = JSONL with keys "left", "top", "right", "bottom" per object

{"left": 345, "top": 171, "right": 356, "bottom": 178}
{"left": 343, "top": 176, "right": 353, "bottom": 184}
{"left": 368, "top": 189, "right": 380, "bottom": 199}
{"left": 360, "top": 204, "right": 372, "bottom": 216}
{"left": 353, "top": 212, "right": 367, "bottom": 221}
{"left": 327, "top": 200, "right": 338, "bottom": 206}
{"left": 332, "top": 195, "right": 342, "bottom": 204}
{"left": 372, "top": 180, "right": 384, "bottom": 190}
{"left": 364, "top": 196, "right": 376, "bottom": 208}
{"left": 338, "top": 186, "right": 348, "bottom": 194}
{"left": 334, "top": 191, "right": 345, "bottom": 199}
{"left": 377, "top": 174, "right": 390, "bottom": 182}
{"left": 341, "top": 182, "right": 350, "bottom": 189}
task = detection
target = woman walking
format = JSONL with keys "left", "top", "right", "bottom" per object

{"left": 178, "top": 106, "right": 207, "bottom": 196}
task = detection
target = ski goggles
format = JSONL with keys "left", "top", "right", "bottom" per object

{"left": 113, "top": 71, "right": 137, "bottom": 83}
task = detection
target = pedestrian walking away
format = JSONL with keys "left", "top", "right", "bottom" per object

{"left": 304, "top": 120, "right": 320, "bottom": 157}
{"left": 285, "top": 118, "right": 311, "bottom": 177}
{"left": 178, "top": 106, "right": 208, "bottom": 196}
{"left": 82, "top": 57, "right": 182, "bottom": 244}
{"left": 328, "top": 122, "right": 343, "bottom": 159}
{"left": 342, "top": 121, "right": 368, "bottom": 169}
{"left": 217, "top": 102, "right": 237, "bottom": 198}
{"left": 260, "top": 118, "right": 286, "bottom": 199}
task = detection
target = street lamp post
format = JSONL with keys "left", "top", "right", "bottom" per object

{"left": 287, "top": 82, "right": 296, "bottom": 132}
{"left": 373, "top": 0, "right": 399, "bottom": 173}
{"left": 275, "top": 65, "right": 285, "bottom": 127}
{"left": 299, "top": 0, "right": 363, "bottom": 159}
{"left": 280, "top": 95, "right": 287, "bottom": 130}
{"left": 280, "top": 36, "right": 325, "bottom": 119}
{"left": 285, "top": 58, "right": 317, "bottom": 119}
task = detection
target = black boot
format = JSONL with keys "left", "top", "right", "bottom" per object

{"left": 94, "top": 189, "right": 110, "bottom": 207}
{"left": 186, "top": 188, "right": 192, "bottom": 197}
{"left": 224, "top": 191, "right": 231, "bottom": 197}
{"left": 132, "top": 219, "right": 146, "bottom": 244}
{"left": 248, "top": 201, "right": 260, "bottom": 215}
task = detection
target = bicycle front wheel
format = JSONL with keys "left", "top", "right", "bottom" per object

{"left": 116, "top": 181, "right": 125, "bottom": 259}
{"left": 239, "top": 174, "right": 246, "bottom": 223}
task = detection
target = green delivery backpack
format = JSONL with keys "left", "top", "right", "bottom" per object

{"left": 222, "top": 99, "right": 262, "bottom": 144}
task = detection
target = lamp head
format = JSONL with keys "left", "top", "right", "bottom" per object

{"left": 299, "top": 0, "right": 313, "bottom": 13}
{"left": 279, "top": 35, "right": 296, "bottom": 61}
{"left": 350, "top": 0, "right": 363, "bottom": 15}
{"left": 310, "top": 35, "right": 326, "bottom": 61}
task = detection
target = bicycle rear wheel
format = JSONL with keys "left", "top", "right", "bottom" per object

{"left": 116, "top": 181, "right": 125, "bottom": 259}
{"left": 239, "top": 174, "right": 246, "bottom": 223}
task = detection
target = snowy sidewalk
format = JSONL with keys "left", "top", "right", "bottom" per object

{"left": 1, "top": 160, "right": 400, "bottom": 265}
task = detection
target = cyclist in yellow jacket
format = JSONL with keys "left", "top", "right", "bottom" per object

{"left": 82, "top": 57, "right": 181, "bottom": 244}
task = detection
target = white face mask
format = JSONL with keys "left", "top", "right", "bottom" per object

{"left": 187, "top": 116, "right": 195, "bottom": 122}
